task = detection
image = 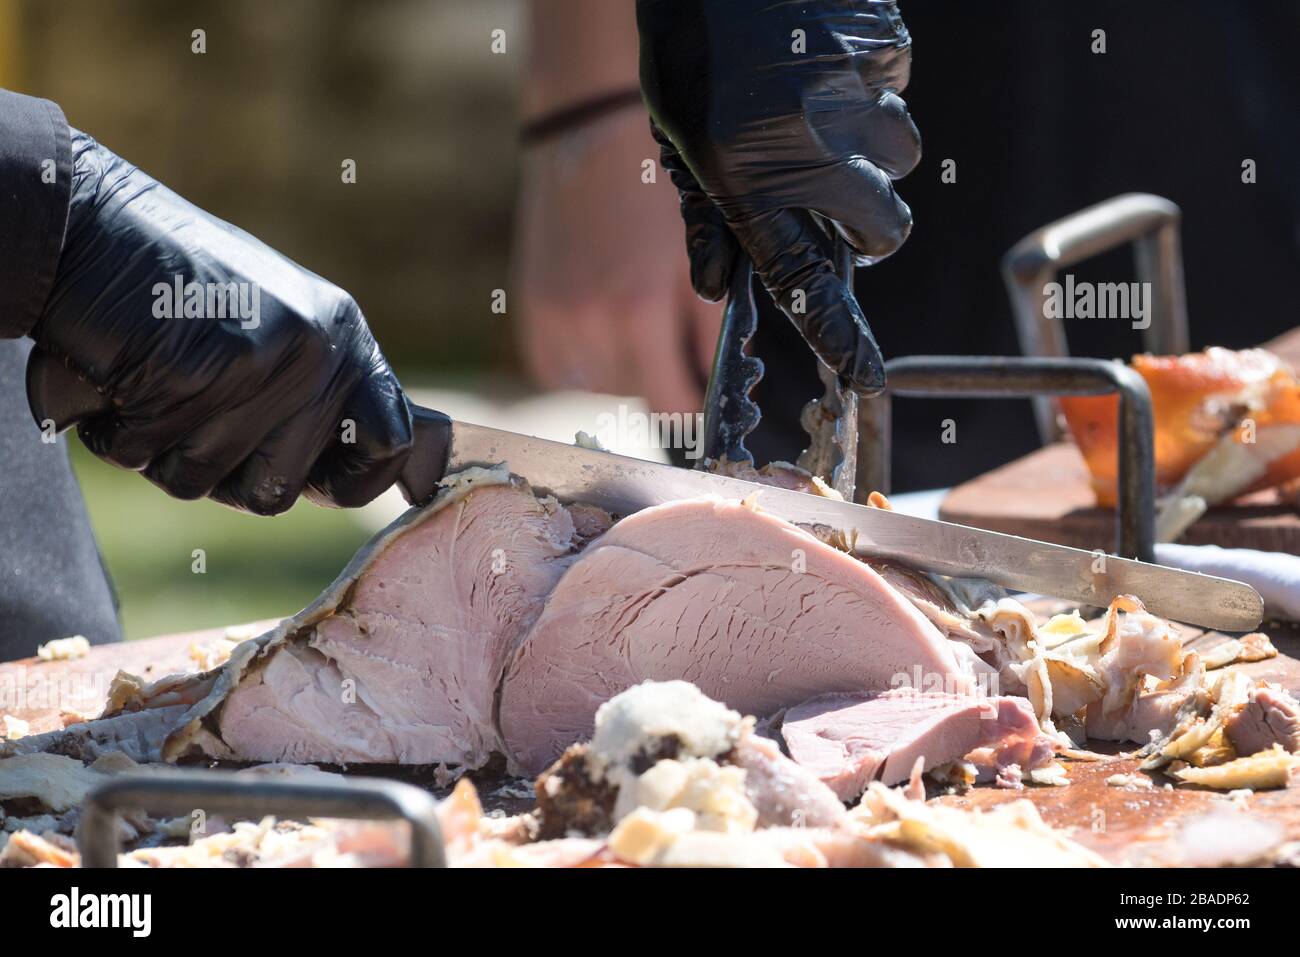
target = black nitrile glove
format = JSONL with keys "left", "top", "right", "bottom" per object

{"left": 27, "top": 130, "right": 411, "bottom": 515}
{"left": 637, "top": 0, "right": 921, "bottom": 396}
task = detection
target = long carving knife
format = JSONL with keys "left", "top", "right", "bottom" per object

{"left": 398, "top": 409, "right": 1264, "bottom": 633}
{"left": 26, "top": 359, "right": 1262, "bottom": 633}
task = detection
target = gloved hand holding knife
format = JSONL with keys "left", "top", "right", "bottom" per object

{"left": 637, "top": 0, "right": 921, "bottom": 396}
{"left": 26, "top": 130, "right": 413, "bottom": 515}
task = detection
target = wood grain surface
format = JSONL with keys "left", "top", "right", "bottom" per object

{"left": 940, "top": 328, "right": 1300, "bottom": 553}
{"left": 4, "top": 610, "right": 1298, "bottom": 865}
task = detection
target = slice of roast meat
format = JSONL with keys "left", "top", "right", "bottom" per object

{"left": 728, "top": 732, "right": 847, "bottom": 827}
{"left": 8, "top": 472, "right": 974, "bottom": 775}
{"left": 870, "top": 563, "right": 1004, "bottom": 647}
{"left": 5, "top": 467, "right": 593, "bottom": 768}
{"left": 216, "top": 470, "right": 590, "bottom": 765}
{"left": 1225, "top": 684, "right": 1300, "bottom": 757}
{"left": 499, "top": 497, "right": 971, "bottom": 775}
{"left": 781, "top": 688, "right": 1056, "bottom": 801}
{"left": 707, "top": 458, "right": 837, "bottom": 497}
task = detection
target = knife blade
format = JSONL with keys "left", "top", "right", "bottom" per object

{"left": 398, "top": 408, "right": 1264, "bottom": 632}
{"left": 28, "top": 355, "right": 1259, "bottom": 634}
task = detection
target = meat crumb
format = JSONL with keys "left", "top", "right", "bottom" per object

{"left": 1106, "top": 773, "right": 1155, "bottom": 790}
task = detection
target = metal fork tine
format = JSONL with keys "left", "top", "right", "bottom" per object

{"left": 698, "top": 257, "right": 763, "bottom": 467}
{"left": 797, "top": 236, "right": 859, "bottom": 501}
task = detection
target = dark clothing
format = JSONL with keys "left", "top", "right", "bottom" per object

{"left": 0, "top": 91, "right": 119, "bottom": 657}
{"left": 0, "top": 89, "right": 71, "bottom": 339}
{"left": 0, "top": 338, "right": 120, "bottom": 655}
{"left": 751, "top": 1, "right": 1300, "bottom": 491}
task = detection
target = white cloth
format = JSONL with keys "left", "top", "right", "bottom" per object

{"left": 839, "top": 488, "right": 1299, "bottom": 623}
{"left": 885, "top": 488, "right": 947, "bottom": 521}
{"left": 1155, "top": 543, "right": 1300, "bottom": 624}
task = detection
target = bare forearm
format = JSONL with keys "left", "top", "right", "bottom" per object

{"left": 523, "top": 0, "right": 640, "bottom": 121}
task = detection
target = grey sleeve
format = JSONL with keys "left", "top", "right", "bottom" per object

{"left": 0, "top": 89, "right": 72, "bottom": 339}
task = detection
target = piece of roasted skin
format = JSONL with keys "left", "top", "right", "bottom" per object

{"left": 1061, "top": 347, "right": 1300, "bottom": 509}
{"left": 1060, "top": 345, "right": 1300, "bottom": 509}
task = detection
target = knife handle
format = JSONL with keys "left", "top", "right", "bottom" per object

{"left": 396, "top": 403, "right": 453, "bottom": 506}
{"left": 26, "top": 348, "right": 113, "bottom": 434}
{"left": 28, "top": 349, "right": 452, "bottom": 507}
{"left": 28, "top": 348, "right": 452, "bottom": 508}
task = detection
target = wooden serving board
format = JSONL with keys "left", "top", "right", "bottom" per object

{"left": 0, "top": 622, "right": 277, "bottom": 736}
{"left": 940, "top": 442, "right": 1300, "bottom": 554}
{"left": 935, "top": 602, "right": 1300, "bottom": 866}
{"left": 940, "top": 328, "right": 1300, "bottom": 554}
{"left": 4, "top": 610, "right": 1300, "bottom": 866}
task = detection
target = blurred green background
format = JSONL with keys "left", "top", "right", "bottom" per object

{"left": 5, "top": 0, "right": 525, "bottom": 638}
{"left": 71, "top": 444, "right": 367, "bottom": 640}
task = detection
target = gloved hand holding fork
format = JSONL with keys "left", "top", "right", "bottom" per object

{"left": 637, "top": 0, "right": 921, "bottom": 396}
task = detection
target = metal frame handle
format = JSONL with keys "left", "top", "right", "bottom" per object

{"left": 859, "top": 356, "right": 1155, "bottom": 561}
{"left": 78, "top": 770, "right": 447, "bottom": 868}
{"left": 1002, "top": 193, "right": 1189, "bottom": 443}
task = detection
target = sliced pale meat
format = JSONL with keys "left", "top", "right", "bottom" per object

{"left": 870, "top": 563, "right": 1003, "bottom": 647}
{"left": 499, "top": 498, "right": 969, "bottom": 775}
{"left": 1088, "top": 681, "right": 1198, "bottom": 745}
{"left": 1225, "top": 685, "right": 1300, "bottom": 757}
{"left": 707, "top": 459, "right": 830, "bottom": 496}
{"left": 218, "top": 477, "right": 586, "bottom": 766}
{"left": 8, "top": 474, "right": 978, "bottom": 778}
{"left": 215, "top": 644, "right": 419, "bottom": 765}
{"left": 729, "top": 734, "right": 846, "bottom": 827}
{"left": 781, "top": 689, "right": 1054, "bottom": 801}
{"left": 1, "top": 469, "right": 592, "bottom": 769}
{"left": 1085, "top": 664, "right": 1207, "bottom": 744}
{"left": 1085, "top": 602, "right": 1186, "bottom": 742}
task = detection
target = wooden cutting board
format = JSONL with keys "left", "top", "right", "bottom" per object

{"left": 934, "top": 601, "right": 1300, "bottom": 866}
{"left": 4, "top": 609, "right": 1300, "bottom": 866}
{"left": 940, "top": 328, "right": 1300, "bottom": 553}
{"left": 0, "top": 622, "right": 277, "bottom": 736}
